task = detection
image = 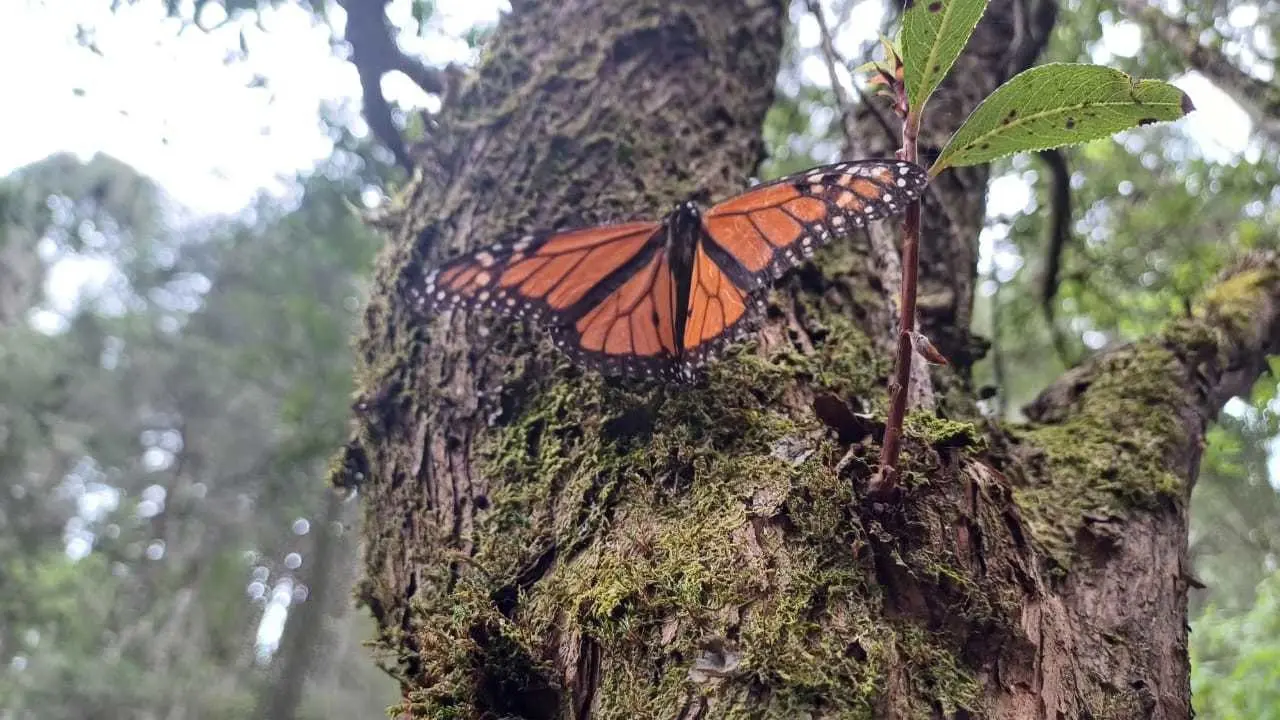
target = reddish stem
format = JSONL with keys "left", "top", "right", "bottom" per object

{"left": 872, "top": 106, "right": 922, "bottom": 498}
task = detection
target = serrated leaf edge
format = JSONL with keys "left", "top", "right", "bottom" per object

{"left": 931, "top": 92, "right": 1188, "bottom": 171}
{"left": 929, "top": 116, "right": 1187, "bottom": 174}
{"left": 908, "top": 0, "right": 984, "bottom": 114}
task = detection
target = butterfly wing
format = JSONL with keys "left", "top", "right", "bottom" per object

{"left": 551, "top": 246, "right": 684, "bottom": 378}
{"left": 415, "top": 159, "right": 928, "bottom": 381}
{"left": 418, "top": 221, "right": 659, "bottom": 317}
{"left": 700, "top": 159, "right": 928, "bottom": 290}
{"left": 417, "top": 220, "right": 684, "bottom": 377}
{"left": 678, "top": 240, "right": 763, "bottom": 375}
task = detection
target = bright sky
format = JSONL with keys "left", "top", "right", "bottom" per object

{"left": 0, "top": 0, "right": 1257, "bottom": 216}
{"left": 0, "top": 0, "right": 507, "bottom": 215}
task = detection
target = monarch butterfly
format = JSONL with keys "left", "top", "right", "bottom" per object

{"left": 413, "top": 159, "right": 928, "bottom": 380}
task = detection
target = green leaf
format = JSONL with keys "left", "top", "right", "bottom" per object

{"left": 932, "top": 64, "right": 1195, "bottom": 172}
{"left": 902, "top": 0, "right": 988, "bottom": 114}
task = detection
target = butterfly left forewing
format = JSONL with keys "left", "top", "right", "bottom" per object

{"left": 417, "top": 221, "right": 661, "bottom": 320}
{"left": 700, "top": 159, "right": 928, "bottom": 290}
{"left": 417, "top": 221, "right": 686, "bottom": 378}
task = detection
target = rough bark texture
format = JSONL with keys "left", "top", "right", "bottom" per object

{"left": 333, "top": 1, "right": 1280, "bottom": 718}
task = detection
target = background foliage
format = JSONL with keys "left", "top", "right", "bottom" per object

{"left": 0, "top": 0, "right": 1276, "bottom": 717}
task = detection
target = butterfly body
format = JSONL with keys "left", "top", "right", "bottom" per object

{"left": 658, "top": 202, "right": 701, "bottom": 359}
{"left": 415, "top": 159, "right": 928, "bottom": 380}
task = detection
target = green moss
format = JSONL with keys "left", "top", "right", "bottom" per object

{"left": 529, "top": 438, "right": 936, "bottom": 718}
{"left": 1011, "top": 258, "right": 1280, "bottom": 571}
{"left": 1195, "top": 267, "right": 1277, "bottom": 335}
{"left": 1162, "top": 265, "right": 1280, "bottom": 368}
{"left": 1083, "top": 685, "right": 1149, "bottom": 720}
{"left": 728, "top": 312, "right": 887, "bottom": 403}
{"left": 903, "top": 411, "right": 982, "bottom": 449}
{"left": 380, "top": 304, "right": 988, "bottom": 717}
{"left": 895, "top": 624, "right": 981, "bottom": 716}
{"left": 1013, "top": 344, "right": 1185, "bottom": 568}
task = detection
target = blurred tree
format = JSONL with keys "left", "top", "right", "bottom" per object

{"left": 1191, "top": 568, "right": 1280, "bottom": 719}
{"left": 0, "top": 150, "right": 397, "bottom": 718}
{"left": 1190, "top": 405, "right": 1280, "bottom": 614}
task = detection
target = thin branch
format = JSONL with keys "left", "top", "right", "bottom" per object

{"left": 991, "top": 277, "right": 1008, "bottom": 420}
{"left": 1120, "top": 0, "right": 1280, "bottom": 144}
{"left": 805, "top": 0, "right": 859, "bottom": 155}
{"left": 1036, "top": 148, "right": 1076, "bottom": 366}
{"left": 337, "top": 0, "right": 451, "bottom": 171}
{"left": 805, "top": 0, "right": 898, "bottom": 150}
{"left": 873, "top": 58, "right": 924, "bottom": 498}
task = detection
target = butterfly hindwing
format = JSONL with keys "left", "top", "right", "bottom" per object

{"left": 550, "top": 248, "right": 684, "bottom": 378}
{"left": 678, "top": 239, "right": 764, "bottom": 373}
{"left": 701, "top": 159, "right": 928, "bottom": 290}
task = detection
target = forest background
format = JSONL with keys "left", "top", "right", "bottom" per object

{"left": 0, "top": 0, "right": 1277, "bottom": 717}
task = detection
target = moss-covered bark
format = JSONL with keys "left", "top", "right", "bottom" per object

{"left": 331, "top": 0, "right": 1280, "bottom": 716}
{"left": 984, "top": 254, "right": 1280, "bottom": 719}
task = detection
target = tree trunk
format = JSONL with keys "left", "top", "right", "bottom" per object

{"left": 333, "top": 1, "right": 1280, "bottom": 717}
{"left": 258, "top": 491, "right": 352, "bottom": 719}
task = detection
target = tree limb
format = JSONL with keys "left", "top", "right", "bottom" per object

{"left": 336, "top": 0, "right": 450, "bottom": 171}
{"left": 1028, "top": 251, "right": 1280, "bottom": 426}
{"left": 977, "top": 251, "right": 1280, "bottom": 719}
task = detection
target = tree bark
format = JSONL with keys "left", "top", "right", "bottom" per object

{"left": 333, "top": 1, "right": 1280, "bottom": 718}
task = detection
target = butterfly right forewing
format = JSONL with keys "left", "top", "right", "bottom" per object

{"left": 700, "top": 159, "right": 928, "bottom": 291}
